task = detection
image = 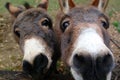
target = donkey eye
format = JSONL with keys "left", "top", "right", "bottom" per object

{"left": 41, "top": 19, "right": 50, "bottom": 27}
{"left": 61, "top": 21, "right": 70, "bottom": 32}
{"left": 14, "top": 29, "right": 20, "bottom": 38}
{"left": 101, "top": 20, "right": 109, "bottom": 29}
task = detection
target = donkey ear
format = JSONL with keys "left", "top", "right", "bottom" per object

{"left": 58, "top": 0, "right": 75, "bottom": 14}
{"left": 37, "top": 0, "right": 48, "bottom": 10}
{"left": 23, "top": 2, "right": 33, "bottom": 9}
{"left": 5, "top": 2, "right": 23, "bottom": 18}
{"left": 91, "top": 0, "right": 109, "bottom": 12}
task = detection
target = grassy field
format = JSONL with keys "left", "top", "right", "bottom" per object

{"left": 0, "top": 0, "right": 119, "bottom": 15}
{"left": 0, "top": 0, "right": 89, "bottom": 14}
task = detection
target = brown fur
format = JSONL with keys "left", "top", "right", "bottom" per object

{"left": 5, "top": 1, "right": 60, "bottom": 80}
{"left": 54, "top": 6, "right": 110, "bottom": 63}
{"left": 54, "top": 0, "right": 114, "bottom": 80}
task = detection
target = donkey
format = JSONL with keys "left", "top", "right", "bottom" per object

{"left": 5, "top": 0, "right": 59, "bottom": 79}
{"left": 54, "top": 0, "right": 115, "bottom": 80}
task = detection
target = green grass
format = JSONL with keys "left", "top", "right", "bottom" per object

{"left": 0, "top": 0, "right": 83, "bottom": 14}
{"left": 0, "top": 0, "right": 120, "bottom": 14}
{"left": 0, "top": 0, "right": 36, "bottom": 13}
{"left": 109, "top": 0, "right": 120, "bottom": 11}
{"left": 0, "top": 0, "right": 90, "bottom": 19}
{"left": 112, "top": 21, "right": 120, "bottom": 33}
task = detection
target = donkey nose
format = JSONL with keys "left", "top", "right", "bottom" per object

{"left": 23, "top": 54, "right": 48, "bottom": 75}
{"left": 73, "top": 54, "right": 92, "bottom": 71}
{"left": 23, "top": 60, "right": 32, "bottom": 74}
{"left": 73, "top": 53, "right": 114, "bottom": 75}
{"left": 33, "top": 54, "right": 48, "bottom": 73}
{"left": 96, "top": 54, "right": 114, "bottom": 73}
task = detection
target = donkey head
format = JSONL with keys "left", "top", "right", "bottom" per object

{"left": 5, "top": 0, "right": 58, "bottom": 79}
{"left": 54, "top": 0, "right": 114, "bottom": 80}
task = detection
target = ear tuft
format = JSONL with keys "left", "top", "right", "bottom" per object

{"left": 69, "top": 0, "right": 75, "bottom": 8}
{"left": 91, "top": 0, "right": 99, "bottom": 7}
{"left": 24, "top": 2, "right": 32, "bottom": 9}
{"left": 37, "top": 0, "right": 48, "bottom": 10}
{"left": 91, "top": 0, "right": 109, "bottom": 12}
{"left": 5, "top": 2, "right": 10, "bottom": 10}
{"left": 5, "top": 2, "right": 23, "bottom": 18}
{"left": 58, "top": 0, "right": 75, "bottom": 14}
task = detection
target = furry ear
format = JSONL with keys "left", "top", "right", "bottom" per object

{"left": 5, "top": 2, "right": 23, "bottom": 17}
{"left": 37, "top": 0, "right": 49, "bottom": 10}
{"left": 58, "top": 0, "right": 75, "bottom": 14}
{"left": 91, "top": 0, "right": 109, "bottom": 12}
{"left": 23, "top": 2, "right": 33, "bottom": 9}
{"left": 69, "top": 0, "right": 75, "bottom": 8}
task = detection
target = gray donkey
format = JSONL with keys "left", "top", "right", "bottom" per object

{"left": 5, "top": 0, "right": 60, "bottom": 79}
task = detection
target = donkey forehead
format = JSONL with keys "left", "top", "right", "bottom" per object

{"left": 67, "top": 6, "right": 108, "bottom": 23}
{"left": 13, "top": 8, "right": 52, "bottom": 30}
{"left": 15, "top": 8, "right": 50, "bottom": 24}
{"left": 13, "top": 8, "right": 53, "bottom": 39}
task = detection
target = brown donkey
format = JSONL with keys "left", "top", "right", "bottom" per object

{"left": 54, "top": 0, "right": 115, "bottom": 80}
{"left": 5, "top": 0, "right": 59, "bottom": 79}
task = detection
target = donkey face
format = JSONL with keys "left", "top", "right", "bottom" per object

{"left": 5, "top": 1, "right": 58, "bottom": 79}
{"left": 54, "top": 0, "right": 114, "bottom": 80}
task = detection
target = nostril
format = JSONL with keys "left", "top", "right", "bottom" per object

{"left": 33, "top": 54, "right": 48, "bottom": 73}
{"left": 73, "top": 54, "right": 92, "bottom": 74}
{"left": 73, "top": 54, "right": 92, "bottom": 70}
{"left": 103, "top": 54, "right": 113, "bottom": 65}
{"left": 73, "top": 54, "right": 85, "bottom": 68}
{"left": 23, "top": 60, "right": 33, "bottom": 74}
{"left": 96, "top": 54, "right": 114, "bottom": 73}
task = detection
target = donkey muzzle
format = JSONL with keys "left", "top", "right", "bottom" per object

{"left": 71, "top": 53, "right": 114, "bottom": 80}
{"left": 23, "top": 54, "right": 48, "bottom": 78}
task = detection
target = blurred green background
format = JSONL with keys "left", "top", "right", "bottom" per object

{"left": 0, "top": 0, "right": 120, "bottom": 15}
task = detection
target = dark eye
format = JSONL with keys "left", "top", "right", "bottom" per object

{"left": 41, "top": 19, "right": 51, "bottom": 28}
{"left": 14, "top": 28, "right": 20, "bottom": 38}
{"left": 61, "top": 21, "right": 70, "bottom": 32}
{"left": 101, "top": 20, "right": 109, "bottom": 29}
